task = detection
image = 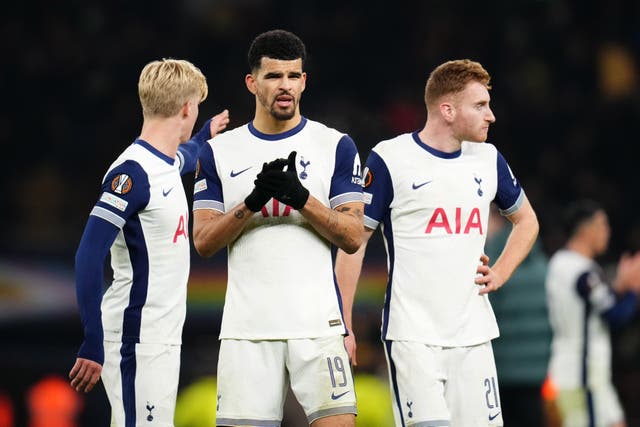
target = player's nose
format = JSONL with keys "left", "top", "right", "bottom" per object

{"left": 486, "top": 108, "right": 496, "bottom": 123}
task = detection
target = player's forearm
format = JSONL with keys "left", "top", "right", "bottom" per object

{"left": 193, "top": 205, "right": 254, "bottom": 257}
{"left": 299, "top": 198, "right": 364, "bottom": 254}
{"left": 74, "top": 218, "right": 117, "bottom": 364}
{"left": 335, "top": 237, "right": 369, "bottom": 329}
{"left": 492, "top": 211, "right": 539, "bottom": 283}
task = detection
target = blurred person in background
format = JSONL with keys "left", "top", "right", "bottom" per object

{"left": 192, "top": 30, "right": 363, "bottom": 427}
{"left": 486, "top": 205, "right": 551, "bottom": 426}
{"left": 68, "top": 58, "right": 229, "bottom": 426}
{"left": 546, "top": 199, "right": 640, "bottom": 427}
{"left": 335, "top": 59, "right": 539, "bottom": 426}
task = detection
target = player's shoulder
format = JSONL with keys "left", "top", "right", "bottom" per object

{"left": 102, "top": 154, "right": 149, "bottom": 188}
{"left": 303, "top": 117, "right": 347, "bottom": 140}
{"left": 549, "top": 249, "right": 591, "bottom": 272}
{"left": 372, "top": 132, "right": 415, "bottom": 156}
{"left": 208, "top": 123, "right": 251, "bottom": 147}
{"left": 106, "top": 144, "right": 146, "bottom": 173}
{"left": 462, "top": 140, "right": 498, "bottom": 155}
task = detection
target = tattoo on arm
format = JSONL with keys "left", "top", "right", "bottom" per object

{"left": 234, "top": 210, "right": 245, "bottom": 219}
{"left": 337, "top": 206, "right": 363, "bottom": 219}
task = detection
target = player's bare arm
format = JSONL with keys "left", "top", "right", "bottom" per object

{"left": 253, "top": 150, "right": 364, "bottom": 253}
{"left": 476, "top": 196, "right": 539, "bottom": 294}
{"left": 193, "top": 205, "right": 255, "bottom": 257}
{"left": 69, "top": 357, "right": 102, "bottom": 393}
{"left": 335, "top": 227, "right": 375, "bottom": 365}
{"left": 300, "top": 199, "right": 364, "bottom": 254}
{"left": 194, "top": 157, "right": 290, "bottom": 257}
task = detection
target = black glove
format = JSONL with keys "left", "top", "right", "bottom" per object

{"left": 255, "top": 151, "right": 309, "bottom": 210}
{"left": 244, "top": 158, "right": 287, "bottom": 212}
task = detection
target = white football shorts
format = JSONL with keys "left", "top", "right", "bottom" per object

{"left": 216, "top": 336, "right": 357, "bottom": 426}
{"left": 383, "top": 340, "right": 503, "bottom": 427}
{"left": 102, "top": 341, "right": 181, "bottom": 427}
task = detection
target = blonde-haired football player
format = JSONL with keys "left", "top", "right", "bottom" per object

{"left": 69, "top": 58, "right": 229, "bottom": 426}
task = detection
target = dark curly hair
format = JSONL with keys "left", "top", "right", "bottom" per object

{"left": 247, "top": 29, "right": 307, "bottom": 72}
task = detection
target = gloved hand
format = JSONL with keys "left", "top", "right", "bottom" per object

{"left": 255, "top": 151, "right": 309, "bottom": 210}
{"left": 244, "top": 158, "right": 288, "bottom": 212}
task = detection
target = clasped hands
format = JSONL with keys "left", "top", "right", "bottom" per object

{"left": 244, "top": 151, "right": 310, "bottom": 212}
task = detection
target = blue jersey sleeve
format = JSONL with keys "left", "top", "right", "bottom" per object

{"left": 193, "top": 142, "right": 225, "bottom": 212}
{"left": 494, "top": 150, "right": 524, "bottom": 215}
{"left": 74, "top": 217, "right": 120, "bottom": 364}
{"left": 575, "top": 270, "right": 637, "bottom": 329}
{"left": 177, "top": 119, "right": 212, "bottom": 175}
{"left": 90, "top": 160, "right": 151, "bottom": 228}
{"left": 329, "top": 135, "right": 363, "bottom": 208}
{"left": 362, "top": 150, "right": 394, "bottom": 230}
{"left": 75, "top": 160, "right": 151, "bottom": 364}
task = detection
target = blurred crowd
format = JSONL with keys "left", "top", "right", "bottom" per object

{"left": 1, "top": 0, "right": 640, "bottom": 425}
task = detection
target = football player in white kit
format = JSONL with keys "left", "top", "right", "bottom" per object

{"left": 192, "top": 30, "right": 363, "bottom": 427}
{"left": 546, "top": 200, "right": 640, "bottom": 427}
{"left": 335, "top": 59, "right": 539, "bottom": 426}
{"left": 69, "top": 59, "right": 229, "bottom": 426}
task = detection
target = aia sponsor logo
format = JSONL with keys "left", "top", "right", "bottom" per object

{"left": 261, "top": 198, "right": 292, "bottom": 217}
{"left": 425, "top": 207, "right": 483, "bottom": 234}
{"left": 173, "top": 212, "right": 189, "bottom": 242}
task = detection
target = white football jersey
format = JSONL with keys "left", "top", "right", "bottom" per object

{"left": 363, "top": 132, "right": 524, "bottom": 346}
{"left": 193, "top": 118, "right": 363, "bottom": 339}
{"left": 546, "top": 249, "right": 614, "bottom": 389}
{"left": 91, "top": 140, "right": 190, "bottom": 345}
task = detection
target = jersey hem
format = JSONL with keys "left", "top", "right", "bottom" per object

{"left": 382, "top": 333, "right": 498, "bottom": 348}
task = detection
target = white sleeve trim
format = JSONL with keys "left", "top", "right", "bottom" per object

{"left": 499, "top": 190, "right": 525, "bottom": 216}
{"left": 329, "top": 192, "right": 363, "bottom": 209}
{"left": 364, "top": 215, "right": 379, "bottom": 230}
{"left": 90, "top": 206, "right": 126, "bottom": 229}
{"left": 193, "top": 200, "right": 225, "bottom": 212}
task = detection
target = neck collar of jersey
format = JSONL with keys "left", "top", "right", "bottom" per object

{"left": 248, "top": 117, "right": 307, "bottom": 141}
{"left": 412, "top": 132, "right": 461, "bottom": 159}
{"left": 134, "top": 139, "right": 175, "bottom": 165}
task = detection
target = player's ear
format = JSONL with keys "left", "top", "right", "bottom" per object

{"left": 300, "top": 72, "right": 307, "bottom": 93}
{"left": 245, "top": 73, "right": 257, "bottom": 95}
{"left": 181, "top": 100, "right": 192, "bottom": 118}
{"left": 440, "top": 102, "right": 455, "bottom": 123}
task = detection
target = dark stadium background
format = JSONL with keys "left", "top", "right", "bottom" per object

{"left": 1, "top": 0, "right": 640, "bottom": 425}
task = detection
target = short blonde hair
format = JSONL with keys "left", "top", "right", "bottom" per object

{"left": 138, "top": 58, "right": 208, "bottom": 117}
{"left": 425, "top": 59, "right": 491, "bottom": 109}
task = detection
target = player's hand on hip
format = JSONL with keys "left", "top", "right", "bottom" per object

{"left": 475, "top": 261, "right": 504, "bottom": 295}
{"left": 479, "top": 253, "right": 490, "bottom": 266}
{"left": 344, "top": 329, "right": 358, "bottom": 366}
{"left": 209, "top": 109, "right": 230, "bottom": 138}
{"left": 69, "top": 357, "right": 102, "bottom": 393}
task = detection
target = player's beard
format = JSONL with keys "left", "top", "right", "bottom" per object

{"left": 258, "top": 91, "right": 298, "bottom": 121}
{"left": 270, "top": 102, "right": 296, "bottom": 121}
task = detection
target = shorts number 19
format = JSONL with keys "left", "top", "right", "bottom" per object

{"left": 326, "top": 356, "right": 347, "bottom": 388}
